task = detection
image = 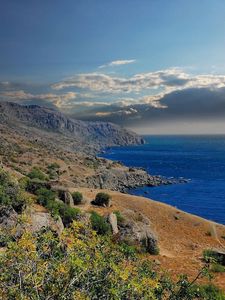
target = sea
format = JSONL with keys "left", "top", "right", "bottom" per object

{"left": 100, "top": 135, "right": 225, "bottom": 225}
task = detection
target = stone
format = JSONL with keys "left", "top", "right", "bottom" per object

{"left": 108, "top": 212, "right": 119, "bottom": 235}
{"left": 0, "top": 206, "right": 18, "bottom": 229}
{"left": 64, "top": 191, "right": 74, "bottom": 207}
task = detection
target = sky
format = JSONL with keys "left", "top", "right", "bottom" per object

{"left": 1, "top": 0, "right": 225, "bottom": 134}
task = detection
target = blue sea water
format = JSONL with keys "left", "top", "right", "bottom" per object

{"left": 101, "top": 135, "right": 225, "bottom": 225}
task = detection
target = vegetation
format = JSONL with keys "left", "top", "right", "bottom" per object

{"left": 203, "top": 249, "right": 224, "bottom": 265}
{"left": 0, "top": 169, "right": 31, "bottom": 212}
{"left": 113, "top": 210, "right": 125, "bottom": 225}
{"left": 36, "top": 187, "right": 81, "bottom": 226}
{"left": 93, "top": 192, "right": 111, "bottom": 207}
{"left": 27, "top": 167, "right": 48, "bottom": 181}
{"left": 72, "top": 191, "right": 83, "bottom": 205}
{"left": 90, "top": 211, "right": 111, "bottom": 235}
{"left": 1, "top": 221, "right": 225, "bottom": 299}
{"left": 0, "top": 169, "right": 225, "bottom": 299}
{"left": 47, "top": 163, "right": 60, "bottom": 180}
{"left": 211, "top": 263, "right": 225, "bottom": 273}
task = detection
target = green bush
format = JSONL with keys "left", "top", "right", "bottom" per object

{"left": 211, "top": 263, "right": 225, "bottom": 273}
{"left": 28, "top": 167, "right": 48, "bottom": 181}
{"left": 72, "top": 191, "right": 83, "bottom": 205}
{"left": 196, "top": 284, "right": 225, "bottom": 300}
{"left": 93, "top": 192, "right": 111, "bottom": 207}
{"left": 36, "top": 188, "right": 56, "bottom": 206}
{"left": 36, "top": 188, "right": 80, "bottom": 226}
{"left": 0, "top": 169, "right": 28, "bottom": 212}
{"left": 90, "top": 211, "right": 111, "bottom": 235}
{"left": 113, "top": 210, "right": 125, "bottom": 225}
{"left": 203, "top": 249, "right": 224, "bottom": 265}
{"left": 47, "top": 163, "right": 60, "bottom": 170}
{"left": 26, "top": 178, "right": 51, "bottom": 194}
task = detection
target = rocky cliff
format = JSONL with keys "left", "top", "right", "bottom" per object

{"left": 0, "top": 102, "right": 144, "bottom": 152}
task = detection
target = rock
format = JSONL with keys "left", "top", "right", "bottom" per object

{"left": 0, "top": 206, "right": 18, "bottom": 229}
{"left": 29, "top": 209, "right": 64, "bottom": 235}
{"left": 53, "top": 187, "right": 74, "bottom": 207}
{"left": 153, "top": 259, "right": 161, "bottom": 266}
{"left": 64, "top": 191, "right": 74, "bottom": 207}
{"left": 55, "top": 216, "right": 64, "bottom": 235}
{"left": 108, "top": 212, "right": 119, "bottom": 235}
{"left": 30, "top": 211, "right": 52, "bottom": 232}
{"left": 118, "top": 212, "right": 159, "bottom": 255}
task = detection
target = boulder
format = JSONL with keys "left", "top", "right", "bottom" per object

{"left": 118, "top": 212, "right": 159, "bottom": 254}
{"left": 64, "top": 191, "right": 74, "bottom": 207}
{"left": 108, "top": 212, "right": 119, "bottom": 235}
{"left": 0, "top": 206, "right": 18, "bottom": 229}
{"left": 54, "top": 215, "right": 64, "bottom": 235}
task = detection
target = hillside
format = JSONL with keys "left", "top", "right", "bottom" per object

{"left": 0, "top": 102, "right": 144, "bottom": 153}
{"left": 74, "top": 188, "right": 225, "bottom": 291}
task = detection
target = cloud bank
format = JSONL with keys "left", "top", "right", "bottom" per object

{"left": 2, "top": 67, "right": 225, "bottom": 133}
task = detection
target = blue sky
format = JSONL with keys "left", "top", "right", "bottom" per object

{"left": 1, "top": 0, "right": 225, "bottom": 133}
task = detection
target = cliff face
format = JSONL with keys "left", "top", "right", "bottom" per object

{"left": 0, "top": 102, "right": 144, "bottom": 151}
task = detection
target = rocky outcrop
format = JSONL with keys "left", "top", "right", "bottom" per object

{"left": 29, "top": 208, "right": 64, "bottom": 235}
{"left": 86, "top": 166, "right": 184, "bottom": 192}
{"left": 117, "top": 211, "right": 159, "bottom": 254}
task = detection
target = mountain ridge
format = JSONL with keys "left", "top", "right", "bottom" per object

{"left": 0, "top": 101, "right": 144, "bottom": 153}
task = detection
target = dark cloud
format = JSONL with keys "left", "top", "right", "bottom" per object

{"left": 70, "top": 87, "right": 225, "bottom": 128}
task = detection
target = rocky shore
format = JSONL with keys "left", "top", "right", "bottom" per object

{"left": 85, "top": 163, "right": 188, "bottom": 192}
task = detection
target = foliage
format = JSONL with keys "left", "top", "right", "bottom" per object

{"left": 0, "top": 222, "right": 224, "bottom": 299}
{"left": 196, "top": 284, "right": 225, "bottom": 300}
{"left": 72, "top": 191, "right": 83, "bottom": 205}
{"left": 203, "top": 249, "right": 224, "bottom": 265}
{"left": 36, "top": 188, "right": 56, "bottom": 206}
{"left": 93, "top": 192, "right": 111, "bottom": 207}
{"left": 90, "top": 211, "right": 111, "bottom": 235}
{"left": 211, "top": 263, "right": 225, "bottom": 273}
{"left": 0, "top": 169, "right": 31, "bottom": 212}
{"left": 27, "top": 167, "right": 48, "bottom": 181}
{"left": 47, "top": 163, "right": 60, "bottom": 180}
{"left": 25, "top": 178, "right": 51, "bottom": 194}
{"left": 36, "top": 188, "right": 81, "bottom": 226}
{"left": 113, "top": 210, "right": 125, "bottom": 225}
{"left": 47, "top": 162, "right": 60, "bottom": 170}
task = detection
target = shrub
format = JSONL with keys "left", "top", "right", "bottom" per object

{"left": 211, "top": 263, "right": 225, "bottom": 273}
{"left": 36, "top": 188, "right": 56, "bottom": 206}
{"left": 36, "top": 188, "right": 80, "bottom": 226}
{"left": 72, "top": 191, "right": 83, "bottom": 205}
{"left": 90, "top": 211, "right": 111, "bottom": 235}
{"left": 1, "top": 223, "right": 225, "bottom": 300}
{"left": 47, "top": 163, "right": 60, "bottom": 170}
{"left": 93, "top": 192, "right": 111, "bottom": 207}
{"left": 0, "top": 169, "right": 29, "bottom": 212}
{"left": 113, "top": 210, "right": 124, "bottom": 225}
{"left": 203, "top": 249, "right": 224, "bottom": 265}
{"left": 59, "top": 206, "right": 81, "bottom": 227}
{"left": 26, "top": 178, "right": 51, "bottom": 194}
{"left": 18, "top": 176, "right": 30, "bottom": 189}
{"left": 196, "top": 284, "right": 225, "bottom": 300}
{"left": 28, "top": 167, "right": 48, "bottom": 181}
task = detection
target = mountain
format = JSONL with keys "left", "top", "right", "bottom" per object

{"left": 0, "top": 101, "right": 144, "bottom": 153}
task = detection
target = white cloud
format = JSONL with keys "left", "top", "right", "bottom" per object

{"left": 51, "top": 69, "right": 225, "bottom": 112}
{"left": 99, "top": 59, "right": 136, "bottom": 69}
